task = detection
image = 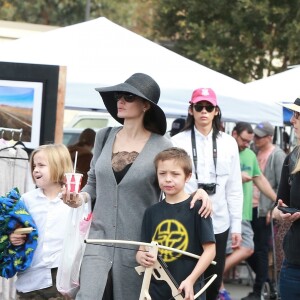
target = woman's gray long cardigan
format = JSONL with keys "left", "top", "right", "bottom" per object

{"left": 76, "top": 127, "right": 172, "bottom": 300}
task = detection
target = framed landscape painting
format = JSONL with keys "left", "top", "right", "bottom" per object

{"left": 0, "top": 80, "right": 43, "bottom": 148}
{"left": 0, "top": 61, "right": 63, "bottom": 149}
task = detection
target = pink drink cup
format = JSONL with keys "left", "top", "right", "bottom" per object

{"left": 65, "top": 173, "right": 83, "bottom": 193}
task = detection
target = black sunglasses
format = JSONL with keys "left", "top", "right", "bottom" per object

{"left": 114, "top": 92, "right": 137, "bottom": 103}
{"left": 193, "top": 103, "right": 215, "bottom": 113}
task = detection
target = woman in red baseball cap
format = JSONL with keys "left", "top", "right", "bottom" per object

{"left": 172, "top": 87, "right": 243, "bottom": 300}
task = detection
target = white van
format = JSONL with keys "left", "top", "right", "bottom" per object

{"left": 63, "top": 112, "right": 119, "bottom": 145}
{"left": 66, "top": 111, "right": 119, "bottom": 129}
{"left": 63, "top": 111, "right": 180, "bottom": 145}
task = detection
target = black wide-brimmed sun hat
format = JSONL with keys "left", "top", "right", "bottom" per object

{"left": 95, "top": 73, "right": 167, "bottom": 135}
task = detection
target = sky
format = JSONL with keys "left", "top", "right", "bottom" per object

{"left": 0, "top": 86, "right": 34, "bottom": 108}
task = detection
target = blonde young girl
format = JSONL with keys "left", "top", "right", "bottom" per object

{"left": 10, "top": 144, "right": 73, "bottom": 299}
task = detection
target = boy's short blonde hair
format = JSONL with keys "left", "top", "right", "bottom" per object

{"left": 30, "top": 144, "right": 73, "bottom": 185}
{"left": 154, "top": 147, "right": 192, "bottom": 177}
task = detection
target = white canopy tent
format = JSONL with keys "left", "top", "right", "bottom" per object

{"left": 245, "top": 66, "right": 300, "bottom": 123}
{"left": 245, "top": 66, "right": 300, "bottom": 104}
{"left": 0, "top": 17, "right": 283, "bottom": 125}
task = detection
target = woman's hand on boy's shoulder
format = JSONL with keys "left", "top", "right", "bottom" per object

{"left": 190, "top": 189, "right": 212, "bottom": 218}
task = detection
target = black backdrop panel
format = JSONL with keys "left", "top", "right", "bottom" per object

{"left": 0, "top": 61, "right": 60, "bottom": 147}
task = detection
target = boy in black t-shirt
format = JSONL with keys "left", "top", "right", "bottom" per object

{"left": 136, "top": 147, "right": 216, "bottom": 300}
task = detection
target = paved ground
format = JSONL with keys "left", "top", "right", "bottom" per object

{"left": 221, "top": 263, "right": 254, "bottom": 300}
{"left": 226, "top": 282, "right": 252, "bottom": 300}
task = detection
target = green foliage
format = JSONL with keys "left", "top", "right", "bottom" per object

{"left": 152, "top": 0, "right": 300, "bottom": 82}
{"left": 1, "top": 0, "right": 300, "bottom": 82}
{"left": 0, "top": 0, "right": 152, "bottom": 32}
{"left": 0, "top": 0, "right": 86, "bottom": 25}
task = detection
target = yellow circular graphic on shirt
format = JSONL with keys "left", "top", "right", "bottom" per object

{"left": 152, "top": 219, "right": 188, "bottom": 263}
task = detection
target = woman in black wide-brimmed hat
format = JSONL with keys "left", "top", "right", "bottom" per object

{"left": 62, "top": 73, "right": 212, "bottom": 300}
{"left": 274, "top": 98, "right": 300, "bottom": 300}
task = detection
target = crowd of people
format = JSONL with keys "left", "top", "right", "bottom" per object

{"left": 6, "top": 72, "right": 300, "bottom": 300}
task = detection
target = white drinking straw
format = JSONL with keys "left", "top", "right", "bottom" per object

{"left": 73, "top": 151, "right": 78, "bottom": 173}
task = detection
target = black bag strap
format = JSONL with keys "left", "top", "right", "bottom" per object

{"left": 91, "top": 127, "right": 112, "bottom": 211}
{"left": 191, "top": 126, "right": 217, "bottom": 181}
{"left": 101, "top": 127, "right": 112, "bottom": 151}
